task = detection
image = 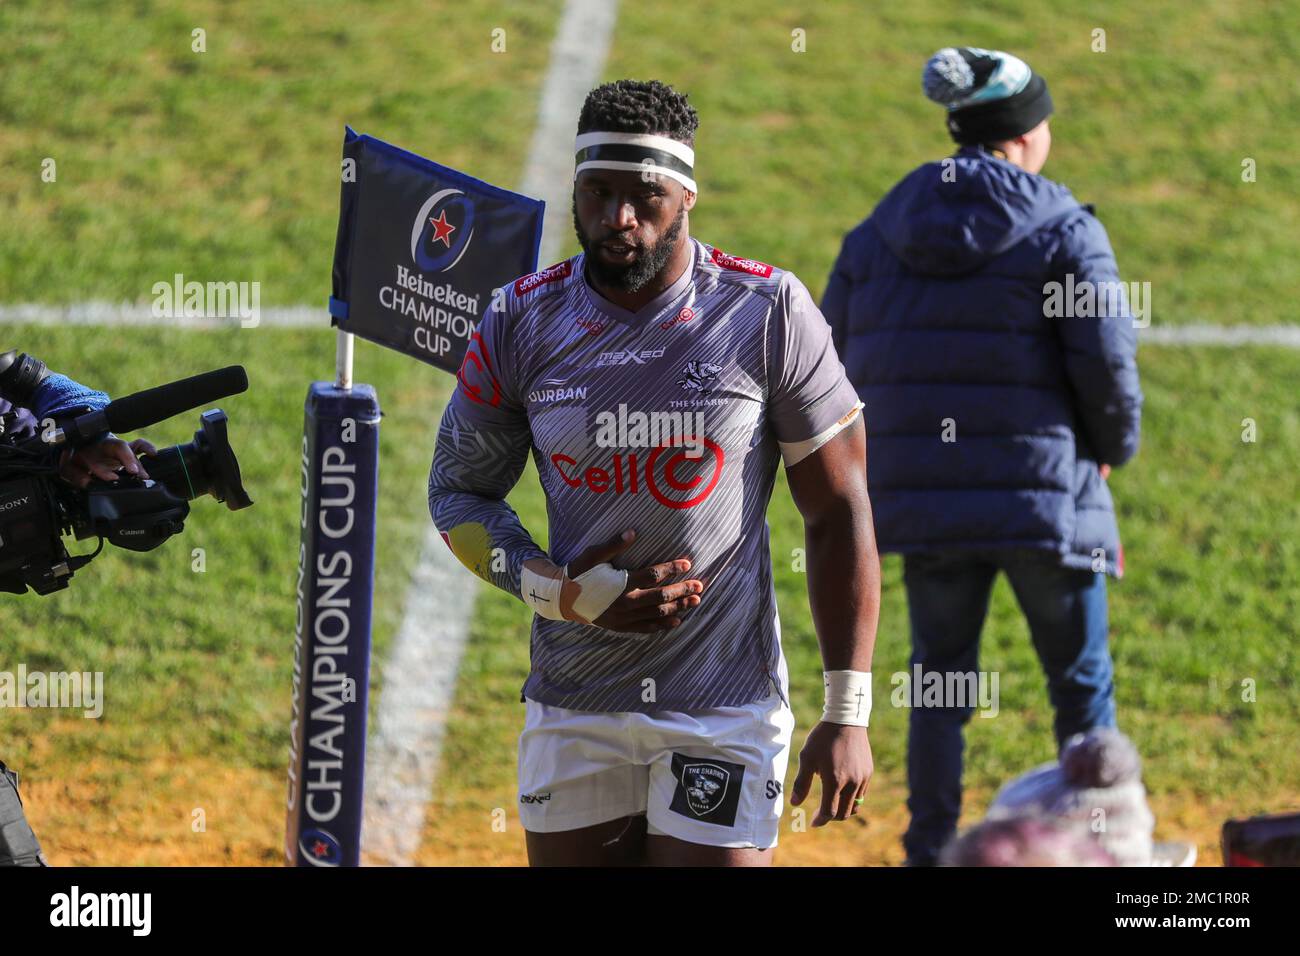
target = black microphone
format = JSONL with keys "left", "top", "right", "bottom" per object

{"left": 59, "top": 366, "right": 248, "bottom": 447}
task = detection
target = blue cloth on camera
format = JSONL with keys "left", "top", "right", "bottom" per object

{"left": 31, "top": 373, "right": 111, "bottom": 419}
{"left": 1, "top": 374, "right": 111, "bottom": 444}
{"left": 821, "top": 145, "right": 1142, "bottom": 576}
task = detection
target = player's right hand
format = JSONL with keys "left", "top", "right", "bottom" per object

{"left": 568, "top": 529, "right": 705, "bottom": 633}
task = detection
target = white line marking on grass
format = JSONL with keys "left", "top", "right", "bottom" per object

{"left": 361, "top": 525, "right": 477, "bottom": 866}
{"left": 0, "top": 302, "right": 321, "bottom": 327}
{"left": 519, "top": 0, "right": 621, "bottom": 266}
{"left": 360, "top": 0, "right": 620, "bottom": 866}
{"left": 1138, "top": 325, "right": 1300, "bottom": 347}
{"left": 2, "top": 304, "right": 1297, "bottom": 349}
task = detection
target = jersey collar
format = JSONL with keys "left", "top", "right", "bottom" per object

{"left": 579, "top": 238, "right": 700, "bottom": 326}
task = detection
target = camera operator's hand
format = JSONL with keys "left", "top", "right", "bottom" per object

{"left": 57, "top": 436, "right": 156, "bottom": 489}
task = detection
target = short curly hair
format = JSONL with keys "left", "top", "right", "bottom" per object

{"left": 577, "top": 79, "right": 699, "bottom": 146}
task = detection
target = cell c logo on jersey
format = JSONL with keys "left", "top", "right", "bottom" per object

{"left": 411, "top": 188, "right": 475, "bottom": 273}
{"left": 457, "top": 330, "right": 502, "bottom": 407}
{"left": 660, "top": 306, "right": 696, "bottom": 331}
{"left": 645, "top": 437, "right": 725, "bottom": 509}
{"left": 551, "top": 435, "right": 725, "bottom": 510}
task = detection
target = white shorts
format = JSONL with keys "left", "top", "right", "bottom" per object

{"left": 517, "top": 689, "right": 796, "bottom": 849}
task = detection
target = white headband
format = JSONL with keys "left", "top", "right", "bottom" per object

{"left": 574, "top": 131, "right": 698, "bottom": 193}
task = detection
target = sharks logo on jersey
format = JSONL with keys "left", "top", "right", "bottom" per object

{"left": 670, "top": 753, "right": 745, "bottom": 825}
{"left": 677, "top": 360, "right": 722, "bottom": 393}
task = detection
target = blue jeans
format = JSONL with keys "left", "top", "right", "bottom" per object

{"left": 900, "top": 550, "right": 1117, "bottom": 866}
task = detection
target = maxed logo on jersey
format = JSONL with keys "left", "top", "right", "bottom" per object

{"left": 594, "top": 347, "right": 665, "bottom": 367}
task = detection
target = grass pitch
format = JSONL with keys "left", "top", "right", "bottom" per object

{"left": 0, "top": 0, "right": 1295, "bottom": 865}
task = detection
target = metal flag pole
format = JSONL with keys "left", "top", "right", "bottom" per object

{"left": 335, "top": 328, "right": 354, "bottom": 391}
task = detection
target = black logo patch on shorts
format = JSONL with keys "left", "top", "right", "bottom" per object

{"left": 669, "top": 753, "right": 745, "bottom": 826}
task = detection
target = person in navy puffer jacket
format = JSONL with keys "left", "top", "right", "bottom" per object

{"left": 821, "top": 47, "right": 1143, "bottom": 865}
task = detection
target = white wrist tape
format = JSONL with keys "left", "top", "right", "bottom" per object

{"left": 520, "top": 561, "right": 628, "bottom": 623}
{"left": 520, "top": 564, "right": 565, "bottom": 620}
{"left": 566, "top": 561, "right": 628, "bottom": 623}
{"left": 823, "top": 670, "right": 872, "bottom": 726}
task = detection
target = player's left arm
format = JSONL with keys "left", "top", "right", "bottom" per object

{"left": 785, "top": 414, "right": 880, "bottom": 825}
{"left": 765, "top": 272, "right": 880, "bottom": 827}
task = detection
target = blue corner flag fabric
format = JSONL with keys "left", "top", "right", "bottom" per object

{"left": 329, "top": 127, "right": 545, "bottom": 376}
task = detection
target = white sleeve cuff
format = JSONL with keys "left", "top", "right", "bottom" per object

{"left": 779, "top": 401, "right": 863, "bottom": 467}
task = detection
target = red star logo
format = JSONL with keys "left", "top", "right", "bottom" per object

{"left": 312, "top": 840, "right": 329, "bottom": 857}
{"left": 428, "top": 210, "right": 456, "bottom": 247}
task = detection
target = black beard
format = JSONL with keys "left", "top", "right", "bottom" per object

{"left": 572, "top": 199, "right": 685, "bottom": 293}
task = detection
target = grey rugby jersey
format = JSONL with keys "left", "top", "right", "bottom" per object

{"left": 428, "top": 237, "right": 860, "bottom": 712}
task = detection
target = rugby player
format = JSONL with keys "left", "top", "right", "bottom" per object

{"left": 428, "top": 79, "right": 881, "bottom": 866}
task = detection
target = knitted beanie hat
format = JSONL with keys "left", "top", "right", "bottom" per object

{"left": 923, "top": 47, "right": 1054, "bottom": 145}
{"left": 986, "top": 728, "right": 1157, "bottom": 866}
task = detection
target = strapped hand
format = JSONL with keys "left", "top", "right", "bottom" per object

{"left": 522, "top": 529, "right": 705, "bottom": 632}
